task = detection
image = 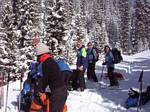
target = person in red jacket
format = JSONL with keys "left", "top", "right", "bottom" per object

{"left": 32, "top": 37, "right": 68, "bottom": 112}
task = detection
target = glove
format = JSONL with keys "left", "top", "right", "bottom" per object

{"left": 102, "top": 62, "right": 106, "bottom": 65}
{"left": 78, "top": 65, "right": 83, "bottom": 71}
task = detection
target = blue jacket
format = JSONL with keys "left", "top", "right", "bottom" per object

{"left": 87, "top": 48, "right": 97, "bottom": 63}
{"left": 76, "top": 46, "right": 88, "bottom": 70}
{"left": 105, "top": 51, "right": 114, "bottom": 68}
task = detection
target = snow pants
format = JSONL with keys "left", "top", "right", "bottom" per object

{"left": 87, "top": 62, "right": 98, "bottom": 82}
{"left": 107, "top": 67, "right": 118, "bottom": 86}
{"left": 69, "top": 69, "right": 86, "bottom": 90}
{"left": 61, "top": 71, "right": 72, "bottom": 90}
{"left": 78, "top": 69, "right": 86, "bottom": 90}
{"left": 50, "top": 85, "right": 68, "bottom": 112}
{"left": 69, "top": 70, "right": 79, "bottom": 90}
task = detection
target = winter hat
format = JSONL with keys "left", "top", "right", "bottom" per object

{"left": 35, "top": 42, "right": 50, "bottom": 56}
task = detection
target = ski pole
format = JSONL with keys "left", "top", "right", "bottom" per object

{"left": 137, "top": 69, "right": 143, "bottom": 112}
{"left": 99, "top": 65, "right": 105, "bottom": 87}
{"left": 18, "top": 70, "right": 23, "bottom": 112}
{"left": 5, "top": 69, "right": 10, "bottom": 112}
{"left": 0, "top": 70, "right": 4, "bottom": 109}
{"left": 99, "top": 65, "right": 104, "bottom": 81}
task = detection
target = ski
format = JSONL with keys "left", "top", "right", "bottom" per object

{"left": 12, "top": 89, "right": 20, "bottom": 91}
{"left": 99, "top": 84, "right": 122, "bottom": 90}
{"left": 69, "top": 90, "right": 84, "bottom": 96}
{"left": 99, "top": 65, "right": 105, "bottom": 85}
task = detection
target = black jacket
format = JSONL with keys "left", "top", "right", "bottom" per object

{"left": 37, "top": 54, "right": 65, "bottom": 92}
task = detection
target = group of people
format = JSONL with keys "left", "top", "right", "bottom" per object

{"left": 21, "top": 35, "right": 119, "bottom": 112}
{"left": 75, "top": 41, "right": 98, "bottom": 92}
{"left": 76, "top": 41, "right": 119, "bottom": 92}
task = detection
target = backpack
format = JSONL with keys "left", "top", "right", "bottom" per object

{"left": 111, "top": 48, "right": 123, "bottom": 64}
{"left": 29, "top": 62, "right": 43, "bottom": 79}
{"left": 18, "top": 80, "right": 34, "bottom": 112}
{"left": 30, "top": 93, "right": 68, "bottom": 112}
{"left": 125, "top": 97, "right": 138, "bottom": 109}
{"left": 20, "top": 62, "right": 46, "bottom": 112}
{"left": 91, "top": 47, "right": 99, "bottom": 62}
{"left": 29, "top": 60, "right": 72, "bottom": 79}
{"left": 56, "top": 59, "right": 72, "bottom": 72}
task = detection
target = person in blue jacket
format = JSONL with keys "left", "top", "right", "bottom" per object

{"left": 86, "top": 42, "right": 98, "bottom": 82}
{"left": 103, "top": 45, "right": 118, "bottom": 86}
{"left": 76, "top": 40, "right": 88, "bottom": 91}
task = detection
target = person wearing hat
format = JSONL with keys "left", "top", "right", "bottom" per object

{"left": 32, "top": 37, "right": 68, "bottom": 112}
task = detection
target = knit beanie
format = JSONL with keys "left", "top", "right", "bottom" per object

{"left": 35, "top": 42, "right": 50, "bottom": 55}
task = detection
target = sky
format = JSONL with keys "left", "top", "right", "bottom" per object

{"left": 0, "top": 50, "right": 150, "bottom": 112}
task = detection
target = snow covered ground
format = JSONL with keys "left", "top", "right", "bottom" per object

{"left": 1, "top": 50, "right": 150, "bottom": 112}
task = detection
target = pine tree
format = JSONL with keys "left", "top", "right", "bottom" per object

{"left": 1, "top": 0, "right": 41, "bottom": 81}
{"left": 1, "top": 2, "right": 19, "bottom": 80}
{"left": 145, "top": 0, "right": 150, "bottom": 48}
{"left": 44, "top": 0, "right": 68, "bottom": 54}
{"left": 118, "top": 0, "right": 131, "bottom": 53}
{"left": 130, "top": 11, "right": 138, "bottom": 53}
{"left": 104, "top": 0, "right": 121, "bottom": 49}
{"left": 134, "top": 0, "right": 150, "bottom": 52}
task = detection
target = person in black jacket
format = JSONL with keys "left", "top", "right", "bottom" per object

{"left": 32, "top": 38, "right": 68, "bottom": 112}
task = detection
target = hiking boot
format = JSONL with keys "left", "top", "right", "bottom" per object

{"left": 80, "top": 87, "right": 84, "bottom": 92}
{"left": 108, "top": 85, "right": 119, "bottom": 89}
{"left": 108, "top": 84, "right": 119, "bottom": 87}
{"left": 108, "top": 84, "right": 114, "bottom": 87}
{"left": 94, "top": 79, "right": 98, "bottom": 82}
{"left": 114, "top": 82, "right": 119, "bottom": 87}
{"left": 78, "top": 87, "right": 84, "bottom": 92}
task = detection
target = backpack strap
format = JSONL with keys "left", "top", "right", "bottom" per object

{"left": 90, "top": 48, "right": 96, "bottom": 62}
